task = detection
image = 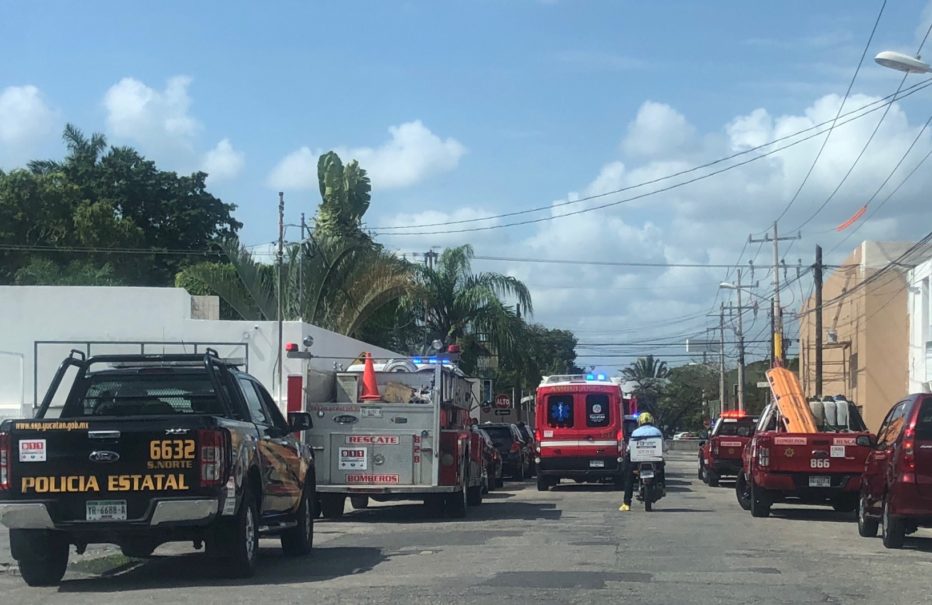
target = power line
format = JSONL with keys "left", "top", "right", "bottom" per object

{"left": 773, "top": 0, "right": 888, "bottom": 224}
{"left": 371, "top": 80, "right": 932, "bottom": 237}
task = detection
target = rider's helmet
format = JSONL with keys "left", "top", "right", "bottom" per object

{"left": 637, "top": 412, "right": 654, "bottom": 426}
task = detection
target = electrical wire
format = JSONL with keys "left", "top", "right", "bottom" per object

{"left": 772, "top": 0, "right": 888, "bottom": 224}
{"left": 371, "top": 80, "right": 932, "bottom": 238}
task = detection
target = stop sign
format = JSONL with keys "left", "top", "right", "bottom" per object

{"left": 494, "top": 394, "right": 511, "bottom": 409}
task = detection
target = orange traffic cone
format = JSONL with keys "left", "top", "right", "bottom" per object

{"left": 360, "top": 352, "right": 382, "bottom": 401}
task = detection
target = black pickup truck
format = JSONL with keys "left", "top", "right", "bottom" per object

{"left": 0, "top": 350, "right": 316, "bottom": 586}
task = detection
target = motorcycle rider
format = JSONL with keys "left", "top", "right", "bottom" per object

{"left": 619, "top": 412, "right": 665, "bottom": 512}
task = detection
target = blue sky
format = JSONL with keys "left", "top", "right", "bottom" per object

{"left": 4, "top": 0, "right": 932, "bottom": 371}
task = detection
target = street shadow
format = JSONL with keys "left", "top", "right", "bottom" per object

{"left": 902, "top": 535, "right": 932, "bottom": 553}
{"left": 649, "top": 507, "right": 715, "bottom": 513}
{"left": 769, "top": 507, "right": 856, "bottom": 524}
{"left": 57, "top": 546, "right": 387, "bottom": 592}
{"left": 325, "top": 500, "right": 562, "bottom": 524}
{"left": 551, "top": 484, "right": 620, "bottom": 493}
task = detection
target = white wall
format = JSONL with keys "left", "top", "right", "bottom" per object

{"left": 0, "top": 286, "right": 401, "bottom": 420}
{"left": 908, "top": 259, "right": 932, "bottom": 394}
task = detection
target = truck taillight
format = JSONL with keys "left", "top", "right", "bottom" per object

{"left": 535, "top": 429, "right": 542, "bottom": 443}
{"left": 758, "top": 446, "right": 770, "bottom": 467}
{"left": 198, "top": 429, "right": 227, "bottom": 488}
{"left": 902, "top": 427, "right": 916, "bottom": 472}
{"left": 0, "top": 432, "right": 9, "bottom": 491}
{"left": 510, "top": 442, "right": 521, "bottom": 454}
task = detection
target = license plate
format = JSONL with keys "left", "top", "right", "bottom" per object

{"left": 640, "top": 470, "right": 655, "bottom": 479}
{"left": 808, "top": 476, "right": 831, "bottom": 488}
{"left": 86, "top": 500, "right": 127, "bottom": 522}
{"left": 589, "top": 460, "right": 605, "bottom": 468}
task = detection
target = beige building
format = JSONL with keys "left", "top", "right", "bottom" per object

{"left": 799, "top": 241, "right": 929, "bottom": 432}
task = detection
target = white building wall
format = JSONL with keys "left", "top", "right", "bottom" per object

{"left": 908, "top": 258, "right": 932, "bottom": 394}
{"left": 0, "top": 286, "right": 401, "bottom": 420}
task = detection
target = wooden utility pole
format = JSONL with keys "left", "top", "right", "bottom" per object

{"left": 749, "top": 223, "right": 801, "bottom": 365}
{"left": 719, "top": 303, "right": 727, "bottom": 412}
{"left": 814, "top": 244, "right": 823, "bottom": 397}
{"left": 277, "top": 192, "right": 285, "bottom": 403}
{"left": 735, "top": 269, "right": 746, "bottom": 412}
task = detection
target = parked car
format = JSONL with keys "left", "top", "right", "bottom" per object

{"left": 858, "top": 394, "right": 932, "bottom": 548}
{"left": 515, "top": 422, "right": 537, "bottom": 476}
{"left": 481, "top": 423, "right": 531, "bottom": 480}
{"left": 475, "top": 428, "right": 503, "bottom": 490}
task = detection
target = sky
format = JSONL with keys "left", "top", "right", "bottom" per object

{"left": 3, "top": 0, "right": 932, "bottom": 375}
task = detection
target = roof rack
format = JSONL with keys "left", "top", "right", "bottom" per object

{"left": 87, "top": 353, "right": 245, "bottom": 369}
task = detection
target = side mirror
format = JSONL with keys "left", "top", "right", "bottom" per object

{"left": 698, "top": 441, "right": 706, "bottom": 447}
{"left": 288, "top": 412, "right": 313, "bottom": 432}
{"left": 856, "top": 434, "right": 875, "bottom": 448}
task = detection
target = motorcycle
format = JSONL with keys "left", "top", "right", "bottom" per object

{"left": 635, "top": 461, "right": 665, "bottom": 511}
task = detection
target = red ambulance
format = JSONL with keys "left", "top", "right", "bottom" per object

{"left": 534, "top": 374, "right": 636, "bottom": 491}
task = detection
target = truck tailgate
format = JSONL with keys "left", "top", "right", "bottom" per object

{"left": 766, "top": 433, "right": 870, "bottom": 477}
{"left": 6, "top": 417, "right": 220, "bottom": 524}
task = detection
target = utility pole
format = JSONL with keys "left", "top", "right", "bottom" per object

{"left": 770, "top": 298, "right": 776, "bottom": 368}
{"left": 735, "top": 269, "right": 746, "bottom": 412}
{"left": 424, "top": 249, "right": 438, "bottom": 270}
{"left": 298, "top": 212, "right": 305, "bottom": 317}
{"left": 719, "top": 303, "right": 727, "bottom": 412}
{"left": 750, "top": 223, "right": 801, "bottom": 366}
{"left": 814, "top": 244, "right": 823, "bottom": 397}
{"left": 277, "top": 192, "right": 285, "bottom": 404}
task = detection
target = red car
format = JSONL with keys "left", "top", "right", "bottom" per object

{"left": 858, "top": 394, "right": 932, "bottom": 548}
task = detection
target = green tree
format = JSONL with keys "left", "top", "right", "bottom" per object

{"left": 0, "top": 124, "right": 241, "bottom": 286}
{"left": 657, "top": 363, "right": 719, "bottom": 431}
{"left": 314, "top": 151, "right": 372, "bottom": 240}
{"left": 621, "top": 355, "right": 671, "bottom": 416}
{"left": 407, "top": 244, "right": 533, "bottom": 371}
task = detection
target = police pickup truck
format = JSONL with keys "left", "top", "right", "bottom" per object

{"left": 0, "top": 350, "right": 315, "bottom": 586}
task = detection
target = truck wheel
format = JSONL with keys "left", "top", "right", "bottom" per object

{"left": 644, "top": 498, "right": 653, "bottom": 512}
{"left": 832, "top": 494, "right": 857, "bottom": 514}
{"left": 698, "top": 463, "right": 704, "bottom": 481}
{"left": 514, "top": 462, "right": 526, "bottom": 481}
{"left": 537, "top": 475, "right": 551, "bottom": 492}
{"left": 749, "top": 479, "right": 771, "bottom": 518}
{"left": 350, "top": 496, "right": 369, "bottom": 510}
{"left": 467, "top": 481, "right": 483, "bottom": 506}
{"left": 320, "top": 494, "right": 346, "bottom": 519}
{"left": 735, "top": 474, "right": 752, "bottom": 511}
{"left": 281, "top": 483, "right": 314, "bottom": 556}
{"left": 11, "top": 530, "right": 69, "bottom": 587}
{"left": 446, "top": 486, "right": 468, "bottom": 518}
{"left": 881, "top": 495, "right": 905, "bottom": 549}
{"left": 214, "top": 488, "right": 259, "bottom": 578}
{"left": 858, "top": 492, "right": 879, "bottom": 538}
{"left": 485, "top": 465, "right": 495, "bottom": 492}
{"left": 707, "top": 470, "right": 720, "bottom": 487}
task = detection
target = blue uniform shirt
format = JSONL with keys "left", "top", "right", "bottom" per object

{"left": 630, "top": 424, "right": 663, "bottom": 440}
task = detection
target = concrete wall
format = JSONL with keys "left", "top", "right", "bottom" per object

{"left": 799, "top": 242, "right": 915, "bottom": 432}
{"left": 0, "top": 286, "right": 401, "bottom": 420}
{"left": 908, "top": 258, "right": 932, "bottom": 394}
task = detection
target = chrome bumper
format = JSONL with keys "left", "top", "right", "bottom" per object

{"left": 0, "top": 503, "right": 55, "bottom": 529}
{"left": 150, "top": 499, "right": 219, "bottom": 525}
{"left": 0, "top": 499, "right": 219, "bottom": 529}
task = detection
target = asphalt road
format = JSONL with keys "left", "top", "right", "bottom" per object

{"left": 2, "top": 452, "right": 931, "bottom": 604}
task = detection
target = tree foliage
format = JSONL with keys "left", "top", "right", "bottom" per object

{"left": 0, "top": 125, "right": 240, "bottom": 285}
{"left": 315, "top": 151, "right": 372, "bottom": 240}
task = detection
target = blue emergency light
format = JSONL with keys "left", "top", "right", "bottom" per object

{"left": 586, "top": 373, "right": 594, "bottom": 380}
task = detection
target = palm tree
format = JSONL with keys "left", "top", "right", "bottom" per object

{"left": 407, "top": 244, "right": 533, "bottom": 363}
{"left": 178, "top": 236, "right": 414, "bottom": 336}
{"left": 621, "top": 355, "right": 671, "bottom": 417}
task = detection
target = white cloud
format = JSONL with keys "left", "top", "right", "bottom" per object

{"left": 621, "top": 101, "right": 696, "bottom": 159}
{"left": 103, "top": 76, "right": 199, "bottom": 150}
{"left": 374, "top": 90, "right": 932, "bottom": 365}
{"left": 268, "top": 120, "right": 465, "bottom": 191}
{"left": 267, "top": 146, "right": 319, "bottom": 190}
{"left": 339, "top": 120, "right": 465, "bottom": 189}
{"left": 0, "top": 85, "right": 58, "bottom": 168}
{"left": 202, "top": 138, "right": 245, "bottom": 183}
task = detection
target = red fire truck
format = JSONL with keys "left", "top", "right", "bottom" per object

{"left": 533, "top": 374, "right": 637, "bottom": 491}
{"left": 698, "top": 410, "right": 758, "bottom": 486}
